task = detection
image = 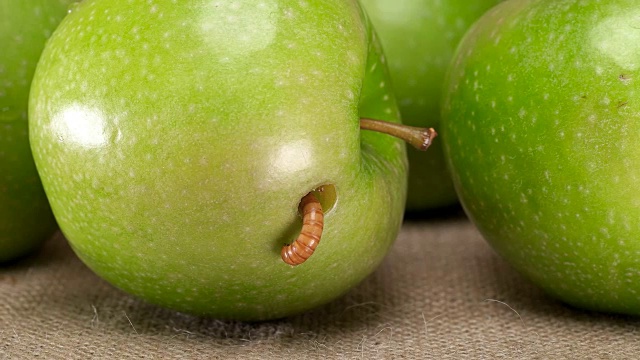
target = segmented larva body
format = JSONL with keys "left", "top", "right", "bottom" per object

{"left": 281, "top": 192, "right": 324, "bottom": 266}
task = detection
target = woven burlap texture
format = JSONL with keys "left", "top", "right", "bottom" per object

{"left": 2, "top": 215, "right": 639, "bottom": 359}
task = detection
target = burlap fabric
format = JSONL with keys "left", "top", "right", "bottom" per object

{"left": 2, "top": 211, "right": 639, "bottom": 359}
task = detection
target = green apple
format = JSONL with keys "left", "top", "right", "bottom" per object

{"left": 361, "top": 0, "right": 502, "bottom": 211}
{"left": 442, "top": 0, "right": 640, "bottom": 314}
{"left": 29, "top": 0, "right": 414, "bottom": 320}
{"left": 0, "top": 0, "right": 72, "bottom": 262}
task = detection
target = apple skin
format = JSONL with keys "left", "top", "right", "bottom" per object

{"left": 442, "top": 0, "right": 640, "bottom": 314}
{"left": 29, "top": 0, "right": 407, "bottom": 320}
{"left": 360, "top": 0, "right": 502, "bottom": 211}
{"left": 0, "top": 0, "right": 72, "bottom": 263}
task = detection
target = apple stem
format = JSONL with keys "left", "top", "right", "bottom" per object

{"left": 360, "top": 118, "right": 437, "bottom": 151}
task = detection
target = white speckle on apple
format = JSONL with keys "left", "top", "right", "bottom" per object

{"left": 345, "top": 90, "right": 355, "bottom": 100}
{"left": 283, "top": 7, "right": 296, "bottom": 19}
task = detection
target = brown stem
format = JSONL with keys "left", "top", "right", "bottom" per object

{"left": 360, "top": 118, "right": 437, "bottom": 151}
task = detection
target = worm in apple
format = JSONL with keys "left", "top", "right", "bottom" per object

{"left": 281, "top": 191, "right": 324, "bottom": 266}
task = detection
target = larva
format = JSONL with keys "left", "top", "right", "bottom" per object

{"left": 281, "top": 191, "right": 324, "bottom": 266}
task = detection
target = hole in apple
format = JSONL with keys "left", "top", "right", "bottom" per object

{"left": 310, "top": 183, "right": 337, "bottom": 215}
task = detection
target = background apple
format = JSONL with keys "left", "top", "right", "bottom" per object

{"left": 442, "top": 0, "right": 640, "bottom": 314}
{"left": 0, "top": 0, "right": 72, "bottom": 262}
{"left": 360, "top": 0, "right": 503, "bottom": 211}
{"left": 29, "top": 0, "right": 409, "bottom": 320}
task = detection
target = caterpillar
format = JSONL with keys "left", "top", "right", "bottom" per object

{"left": 281, "top": 191, "right": 324, "bottom": 266}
